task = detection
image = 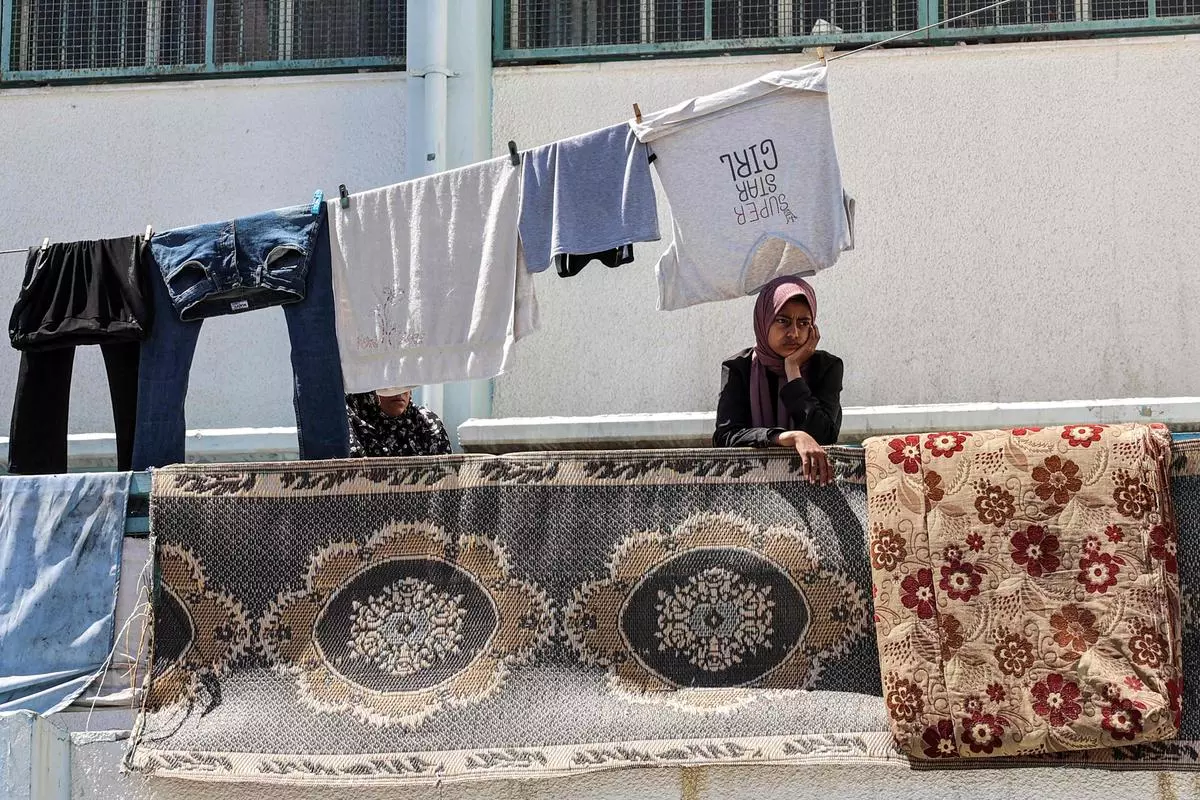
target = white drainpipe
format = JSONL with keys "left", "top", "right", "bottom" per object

{"left": 407, "top": 0, "right": 452, "bottom": 418}
{"left": 406, "top": 0, "right": 495, "bottom": 440}
{"left": 421, "top": 3, "right": 450, "bottom": 176}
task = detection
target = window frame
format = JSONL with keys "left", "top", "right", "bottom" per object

{"left": 492, "top": 0, "right": 1200, "bottom": 64}
{"left": 0, "top": 0, "right": 406, "bottom": 86}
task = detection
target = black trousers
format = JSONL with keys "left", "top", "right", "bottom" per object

{"left": 8, "top": 342, "right": 140, "bottom": 474}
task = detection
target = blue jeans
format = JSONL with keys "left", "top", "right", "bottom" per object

{"left": 133, "top": 215, "right": 348, "bottom": 469}
{"left": 150, "top": 203, "right": 322, "bottom": 322}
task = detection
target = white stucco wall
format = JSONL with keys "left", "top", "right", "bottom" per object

{"left": 0, "top": 72, "right": 407, "bottom": 447}
{"left": 491, "top": 35, "right": 1200, "bottom": 418}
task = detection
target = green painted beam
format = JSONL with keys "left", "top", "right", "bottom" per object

{"left": 1, "top": 55, "right": 405, "bottom": 85}
{"left": 204, "top": 0, "right": 216, "bottom": 68}
{"left": 0, "top": 0, "right": 12, "bottom": 77}
{"left": 125, "top": 472, "right": 152, "bottom": 536}
{"left": 927, "top": 13, "right": 1200, "bottom": 38}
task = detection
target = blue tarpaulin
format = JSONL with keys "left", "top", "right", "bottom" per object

{"left": 0, "top": 472, "right": 129, "bottom": 714}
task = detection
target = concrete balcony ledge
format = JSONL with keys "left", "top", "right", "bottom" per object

{"left": 2, "top": 398, "right": 1198, "bottom": 468}
{"left": 0, "top": 427, "right": 302, "bottom": 472}
{"left": 458, "top": 397, "right": 1200, "bottom": 453}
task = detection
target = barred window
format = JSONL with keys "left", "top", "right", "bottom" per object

{"left": 504, "top": 0, "right": 915, "bottom": 49}
{"left": 3, "top": 0, "right": 405, "bottom": 82}
{"left": 499, "top": 0, "right": 1200, "bottom": 59}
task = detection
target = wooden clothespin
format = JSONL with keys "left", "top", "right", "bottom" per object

{"left": 508, "top": 140, "right": 521, "bottom": 167}
{"left": 816, "top": 47, "right": 827, "bottom": 63}
{"left": 633, "top": 103, "right": 643, "bottom": 124}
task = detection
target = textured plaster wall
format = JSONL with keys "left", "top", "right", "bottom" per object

{"left": 491, "top": 36, "right": 1200, "bottom": 418}
{"left": 0, "top": 73, "right": 406, "bottom": 448}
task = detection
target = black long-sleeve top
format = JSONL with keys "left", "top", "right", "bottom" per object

{"left": 713, "top": 348, "right": 844, "bottom": 448}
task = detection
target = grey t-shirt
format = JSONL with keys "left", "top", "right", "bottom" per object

{"left": 632, "top": 65, "right": 855, "bottom": 311}
{"left": 518, "top": 123, "right": 660, "bottom": 274}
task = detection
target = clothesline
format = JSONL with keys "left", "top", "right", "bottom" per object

{"left": 825, "top": 0, "right": 1021, "bottom": 62}
{"left": 0, "top": 0, "right": 1020, "bottom": 261}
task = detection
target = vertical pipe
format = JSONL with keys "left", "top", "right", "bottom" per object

{"left": 406, "top": 0, "right": 450, "bottom": 419}
{"left": 409, "top": 0, "right": 497, "bottom": 439}
{"left": 422, "top": 0, "right": 447, "bottom": 416}
{"left": 704, "top": 0, "right": 713, "bottom": 37}
{"left": 204, "top": 0, "right": 215, "bottom": 65}
{"left": 492, "top": 0, "right": 507, "bottom": 55}
{"left": 0, "top": 0, "right": 13, "bottom": 76}
{"left": 423, "top": 0, "right": 448, "bottom": 175}
{"left": 917, "top": 0, "right": 932, "bottom": 33}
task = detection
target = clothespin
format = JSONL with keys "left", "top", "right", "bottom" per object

{"left": 40, "top": 237, "right": 50, "bottom": 252}
{"left": 144, "top": 225, "right": 154, "bottom": 242}
{"left": 310, "top": 189, "right": 324, "bottom": 215}
{"left": 633, "top": 103, "right": 643, "bottom": 124}
{"left": 508, "top": 140, "right": 521, "bottom": 167}
{"left": 338, "top": 184, "right": 350, "bottom": 210}
{"left": 816, "top": 47, "right": 827, "bottom": 63}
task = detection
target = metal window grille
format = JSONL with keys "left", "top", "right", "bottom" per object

{"left": 497, "top": 0, "right": 1200, "bottom": 61}
{"left": 503, "top": 0, "right": 917, "bottom": 47}
{"left": 2, "top": 0, "right": 405, "bottom": 84}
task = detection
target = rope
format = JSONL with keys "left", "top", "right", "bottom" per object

{"left": 0, "top": 0, "right": 1026, "bottom": 262}
{"left": 826, "top": 0, "right": 1024, "bottom": 62}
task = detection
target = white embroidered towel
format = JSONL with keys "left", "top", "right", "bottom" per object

{"left": 328, "top": 157, "right": 538, "bottom": 392}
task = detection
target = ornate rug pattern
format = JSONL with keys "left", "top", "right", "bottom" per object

{"left": 127, "top": 442, "right": 1200, "bottom": 783}
{"left": 127, "top": 448, "right": 902, "bottom": 784}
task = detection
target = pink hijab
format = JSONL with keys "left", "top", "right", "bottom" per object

{"left": 751, "top": 276, "right": 817, "bottom": 428}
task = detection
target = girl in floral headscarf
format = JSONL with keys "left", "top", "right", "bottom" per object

{"left": 713, "top": 275, "right": 844, "bottom": 485}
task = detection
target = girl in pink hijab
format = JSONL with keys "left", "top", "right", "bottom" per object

{"left": 713, "top": 275, "right": 844, "bottom": 485}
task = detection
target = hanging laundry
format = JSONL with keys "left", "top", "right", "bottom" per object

{"left": 9, "top": 345, "right": 139, "bottom": 474}
{"left": 149, "top": 204, "right": 325, "bottom": 321}
{"left": 133, "top": 205, "right": 348, "bottom": 469}
{"left": 518, "top": 123, "right": 659, "bottom": 274}
{"left": 554, "top": 243, "right": 635, "bottom": 278}
{"left": 0, "top": 472, "right": 129, "bottom": 714}
{"left": 8, "top": 237, "right": 151, "bottom": 474}
{"left": 631, "top": 64, "right": 855, "bottom": 311}
{"left": 328, "top": 157, "right": 539, "bottom": 393}
{"left": 9, "top": 237, "right": 152, "bottom": 350}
